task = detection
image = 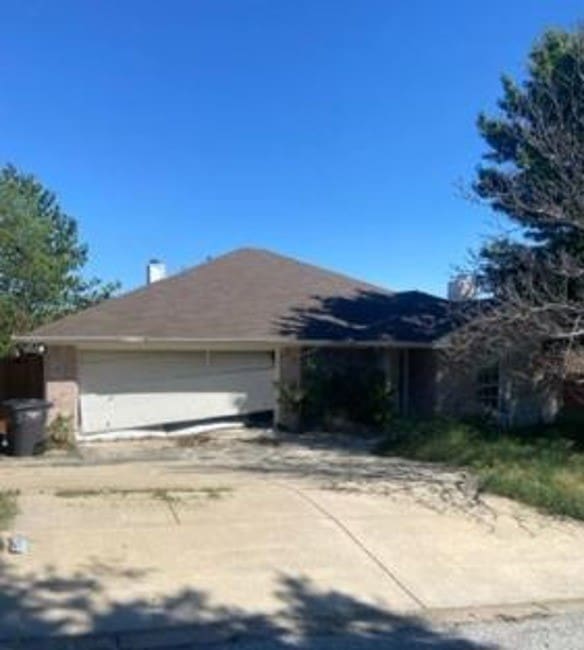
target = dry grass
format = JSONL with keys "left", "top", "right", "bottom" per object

{"left": 54, "top": 486, "right": 232, "bottom": 501}
{"left": 0, "top": 491, "right": 19, "bottom": 529}
{"left": 377, "top": 418, "right": 584, "bottom": 520}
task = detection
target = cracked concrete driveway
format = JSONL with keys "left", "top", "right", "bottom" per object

{"left": 1, "top": 428, "right": 584, "bottom": 648}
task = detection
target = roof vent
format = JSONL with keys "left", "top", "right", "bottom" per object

{"left": 448, "top": 274, "right": 476, "bottom": 301}
{"left": 146, "top": 259, "right": 166, "bottom": 285}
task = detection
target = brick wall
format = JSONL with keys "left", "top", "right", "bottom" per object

{"left": 44, "top": 346, "right": 79, "bottom": 431}
{"left": 276, "top": 347, "right": 303, "bottom": 430}
{"left": 434, "top": 349, "right": 561, "bottom": 426}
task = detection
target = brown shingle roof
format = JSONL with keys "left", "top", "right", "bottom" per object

{"left": 20, "top": 248, "right": 452, "bottom": 344}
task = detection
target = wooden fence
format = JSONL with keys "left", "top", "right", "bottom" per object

{"left": 0, "top": 354, "right": 44, "bottom": 400}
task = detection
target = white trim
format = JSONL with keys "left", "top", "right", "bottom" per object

{"left": 14, "top": 335, "right": 435, "bottom": 350}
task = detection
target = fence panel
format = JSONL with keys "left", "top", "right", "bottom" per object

{"left": 0, "top": 355, "right": 44, "bottom": 400}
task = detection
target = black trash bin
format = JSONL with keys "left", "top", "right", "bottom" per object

{"left": 2, "top": 399, "right": 52, "bottom": 457}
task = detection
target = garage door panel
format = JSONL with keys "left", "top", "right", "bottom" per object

{"left": 80, "top": 351, "right": 273, "bottom": 392}
{"left": 79, "top": 351, "right": 275, "bottom": 434}
{"left": 82, "top": 363, "right": 272, "bottom": 396}
{"left": 208, "top": 351, "right": 273, "bottom": 369}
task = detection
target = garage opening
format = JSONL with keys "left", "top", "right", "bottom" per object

{"left": 78, "top": 350, "right": 275, "bottom": 436}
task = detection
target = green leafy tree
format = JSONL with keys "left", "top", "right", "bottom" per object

{"left": 0, "top": 165, "right": 119, "bottom": 354}
{"left": 453, "top": 28, "right": 584, "bottom": 390}
{"left": 474, "top": 27, "right": 584, "bottom": 290}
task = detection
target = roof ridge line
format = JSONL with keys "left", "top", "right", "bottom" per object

{"left": 241, "top": 247, "right": 395, "bottom": 296}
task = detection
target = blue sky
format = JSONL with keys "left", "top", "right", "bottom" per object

{"left": 1, "top": 1, "right": 582, "bottom": 296}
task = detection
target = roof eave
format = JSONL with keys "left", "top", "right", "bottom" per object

{"left": 13, "top": 334, "right": 437, "bottom": 349}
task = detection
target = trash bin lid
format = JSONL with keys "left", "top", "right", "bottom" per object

{"left": 1, "top": 398, "right": 53, "bottom": 411}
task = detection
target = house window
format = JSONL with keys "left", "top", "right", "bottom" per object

{"left": 477, "top": 365, "right": 500, "bottom": 411}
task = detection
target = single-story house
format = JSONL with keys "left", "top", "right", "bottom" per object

{"left": 15, "top": 248, "right": 558, "bottom": 438}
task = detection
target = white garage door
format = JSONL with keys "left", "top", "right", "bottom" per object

{"left": 78, "top": 350, "right": 275, "bottom": 434}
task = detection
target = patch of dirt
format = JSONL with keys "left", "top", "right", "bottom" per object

{"left": 175, "top": 434, "right": 212, "bottom": 448}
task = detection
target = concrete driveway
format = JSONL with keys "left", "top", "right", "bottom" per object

{"left": 1, "top": 428, "right": 584, "bottom": 648}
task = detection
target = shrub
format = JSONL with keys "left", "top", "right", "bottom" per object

{"left": 46, "top": 414, "right": 75, "bottom": 449}
{"left": 0, "top": 491, "right": 18, "bottom": 529}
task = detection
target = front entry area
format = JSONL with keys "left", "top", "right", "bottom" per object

{"left": 78, "top": 350, "right": 276, "bottom": 435}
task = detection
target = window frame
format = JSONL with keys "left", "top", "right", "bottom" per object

{"left": 476, "top": 364, "right": 501, "bottom": 413}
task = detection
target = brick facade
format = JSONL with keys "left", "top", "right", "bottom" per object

{"left": 276, "top": 347, "right": 303, "bottom": 430}
{"left": 434, "top": 349, "right": 561, "bottom": 426}
{"left": 44, "top": 346, "right": 79, "bottom": 431}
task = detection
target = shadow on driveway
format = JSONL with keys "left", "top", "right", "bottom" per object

{"left": 165, "top": 430, "right": 487, "bottom": 519}
{"left": 0, "top": 561, "right": 492, "bottom": 649}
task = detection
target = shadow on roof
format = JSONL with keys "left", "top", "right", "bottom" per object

{"left": 276, "top": 289, "right": 455, "bottom": 344}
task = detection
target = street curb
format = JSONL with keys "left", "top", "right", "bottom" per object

{"left": 2, "top": 598, "right": 584, "bottom": 650}
{"left": 420, "top": 597, "right": 584, "bottom": 626}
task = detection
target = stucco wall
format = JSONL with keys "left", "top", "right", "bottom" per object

{"left": 44, "top": 346, "right": 79, "bottom": 431}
